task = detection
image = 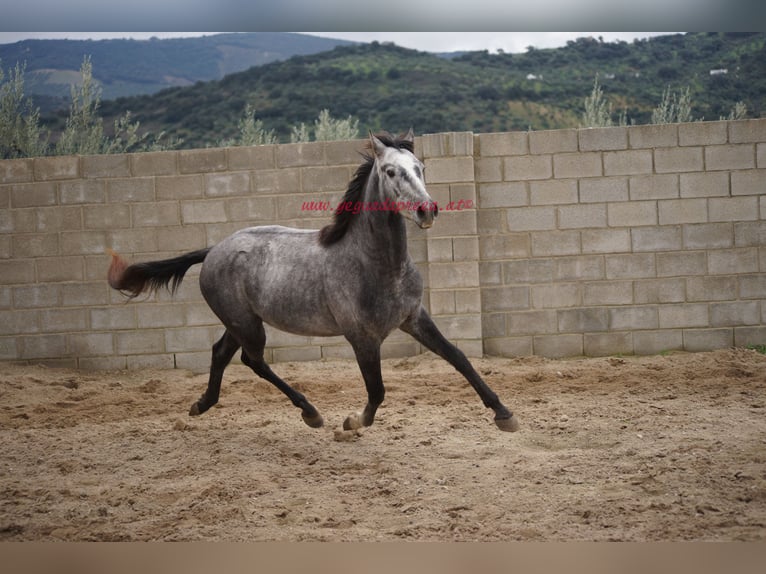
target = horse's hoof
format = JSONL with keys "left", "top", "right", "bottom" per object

{"left": 495, "top": 414, "right": 519, "bottom": 432}
{"left": 302, "top": 412, "right": 324, "bottom": 428}
{"left": 189, "top": 402, "right": 201, "bottom": 417}
{"left": 343, "top": 412, "right": 363, "bottom": 431}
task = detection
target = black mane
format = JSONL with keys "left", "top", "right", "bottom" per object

{"left": 318, "top": 132, "right": 414, "bottom": 246}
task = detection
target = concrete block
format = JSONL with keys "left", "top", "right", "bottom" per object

{"left": 628, "top": 124, "right": 677, "bottom": 149}
{"left": 654, "top": 147, "right": 703, "bottom": 173}
{"left": 427, "top": 237, "right": 453, "bottom": 262}
{"left": 14, "top": 205, "right": 82, "bottom": 233}
{"left": 0, "top": 310, "right": 39, "bottom": 335}
{"left": 36, "top": 256, "right": 83, "bottom": 283}
{"left": 429, "top": 262, "right": 479, "bottom": 289}
{"left": 79, "top": 356, "right": 127, "bottom": 371}
{"left": 708, "top": 248, "right": 759, "bottom": 275}
{"left": 709, "top": 197, "right": 759, "bottom": 222}
{"left": 530, "top": 179, "right": 577, "bottom": 205}
{"left": 12, "top": 284, "right": 59, "bottom": 308}
{"left": 425, "top": 157, "right": 474, "bottom": 184}
{"left": 609, "top": 306, "right": 659, "bottom": 330}
{"left": 503, "top": 259, "right": 554, "bottom": 284}
{"left": 730, "top": 170, "right": 764, "bottom": 196}
{"left": 728, "top": 118, "right": 766, "bottom": 143}
{"left": 603, "top": 150, "right": 652, "bottom": 176}
{"left": 705, "top": 144, "right": 756, "bottom": 171}
{"left": 477, "top": 131, "right": 528, "bottom": 156}
{"left": 61, "top": 282, "right": 109, "bottom": 307}
{"left": 582, "top": 228, "right": 631, "bottom": 254}
{"left": 19, "top": 334, "right": 67, "bottom": 359}
{"left": 82, "top": 154, "right": 130, "bottom": 179}
{"left": 506, "top": 206, "right": 556, "bottom": 231}
{"left": 658, "top": 304, "right": 709, "bottom": 328}
{"left": 449, "top": 132, "right": 474, "bottom": 156}
{"left": 452, "top": 236, "right": 479, "bottom": 262}
{"left": 428, "top": 210, "right": 477, "bottom": 237}
{"left": 633, "top": 278, "right": 686, "bottom": 304}
{"left": 302, "top": 166, "right": 351, "bottom": 193}
{"left": 734, "top": 326, "right": 766, "bottom": 348}
{"left": 533, "top": 334, "right": 583, "bottom": 358}
{"left": 175, "top": 351, "right": 214, "bottom": 373}
{"left": 629, "top": 174, "right": 679, "bottom": 200}
{"left": 579, "top": 126, "right": 628, "bottom": 151}
{"left": 683, "top": 222, "right": 733, "bottom": 249}
{"left": 276, "top": 142, "right": 326, "bottom": 168}
{"left": 506, "top": 310, "right": 558, "bottom": 335}
{"left": 476, "top": 209, "right": 507, "bottom": 236}
{"left": 582, "top": 281, "right": 633, "bottom": 305}
{"left": 683, "top": 328, "right": 733, "bottom": 352}
{"left": 584, "top": 332, "right": 633, "bottom": 357}
{"left": 478, "top": 182, "right": 527, "bottom": 208}
{"left": 758, "top": 144, "right": 766, "bottom": 168}
{"left": 205, "top": 172, "right": 251, "bottom": 196}
{"left": 482, "top": 313, "right": 506, "bottom": 337}
{"left": 505, "top": 155, "right": 553, "bottom": 181}
{"left": 225, "top": 197, "right": 277, "bottom": 223}
{"left": 430, "top": 290, "right": 456, "bottom": 315}
{"left": 678, "top": 121, "right": 727, "bottom": 146}
{"left": 107, "top": 177, "right": 155, "bottom": 202}
{"left": 710, "top": 301, "right": 760, "bottom": 326}
{"left": 449, "top": 183, "right": 477, "bottom": 205}
{"left": 475, "top": 157, "right": 503, "bottom": 183}
{"left": 558, "top": 203, "right": 607, "bottom": 229}
{"left": 0, "top": 337, "right": 16, "bottom": 360}
{"left": 179, "top": 149, "right": 227, "bottom": 173}
{"left": 632, "top": 225, "right": 683, "bottom": 251}
{"left": 529, "top": 129, "right": 577, "bottom": 154}
{"left": 605, "top": 253, "right": 655, "bottom": 279}
{"left": 479, "top": 262, "right": 502, "bottom": 285}
{"left": 656, "top": 251, "right": 707, "bottom": 277}
{"left": 11, "top": 182, "right": 57, "bottom": 208}
{"left": 481, "top": 285, "right": 530, "bottom": 312}
{"left": 165, "top": 326, "right": 220, "bottom": 352}
{"left": 687, "top": 275, "right": 737, "bottom": 302}
{"left": 484, "top": 337, "right": 533, "bottom": 357}
{"left": 680, "top": 171, "right": 729, "bottom": 199}
{"left": 658, "top": 199, "right": 707, "bottom": 225}
{"left": 740, "top": 274, "right": 766, "bottom": 299}
{"left": 107, "top": 228, "right": 158, "bottom": 254}
{"left": 12, "top": 233, "right": 59, "bottom": 258}
{"left": 33, "top": 156, "right": 79, "bottom": 181}
{"left": 0, "top": 260, "right": 36, "bottom": 285}
{"left": 84, "top": 204, "right": 132, "bottom": 229}
{"left": 115, "top": 330, "right": 165, "bottom": 355}
{"left": 136, "top": 304, "right": 186, "bottom": 329}
{"left": 181, "top": 199, "right": 229, "bottom": 224}
{"left": 156, "top": 225, "right": 207, "bottom": 251}
{"left": 68, "top": 332, "right": 114, "bottom": 356}
{"left": 227, "top": 145, "right": 277, "bottom": 170}
{"left": 734, "top": 221, "right": 766, "bottom": 247}
{"left": 607, "top": 201, "right": 657, "bottom": 227}
{"left": 132, "top": 201, "right": 180, "bottom": 227}
{"left": 455, "top": 289, "right": 481, "bottom": 314}
{"left": 156, "top": 175, "right": 204, "bottom": 200}
{"left": 633, "top": 330, "right": 683, "bottom": 355}
{"left": 60, "top": 180, "right": 106, "bottom": 204}
{"left": 1, "top": 158, "right": 33, "bottom": 183}
{"left": 432, "top": 314, "right": 482, "bottom": 340}
{"left": 530, "top": 230, "right": 581, "bottom": 257}
{"left": 272, "top": 346, "right": 323, "bottom": 363}
{"left": 552, "top": 152, "right": 601, "bottom": 179}
{"left": 530, "top": 283, "right": 580, "bottom": 309}
{"left": 555, "top": 255, "right": 605, "bottom": 282}
{"left": 90, "top": 306, "right": 136, "bottom": 330}
{"left": 580, "top": 177, "right": 629, "bottom": 203}
{"left": 130, "top": 150, "right": 177, "bottom": 176}
{"left": 325, "top": 139, "right": 366, "bottom": 165}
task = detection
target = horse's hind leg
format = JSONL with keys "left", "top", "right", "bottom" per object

{"left": 238, "top": 319, "right": 323, "bottom": 428}
{"left": 189, "top": 330, "right": 240, "bottom": 416}
{"left": 400, "top": 306, "right": 519, "bottom": 432}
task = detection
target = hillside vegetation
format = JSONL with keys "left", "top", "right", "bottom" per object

{"left": 19, "top": 33, "right": 766, "bottom": 149}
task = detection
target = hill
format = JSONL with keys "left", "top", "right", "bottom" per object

{"left": 40, "top": 33, "right": 766, "bottom": 148}
{"left": 0, "top": 33, "right": 357, "bottom": 112}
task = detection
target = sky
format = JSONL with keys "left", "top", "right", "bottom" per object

{"left": 0, "top": 32, "right": 674, "bottom": 54}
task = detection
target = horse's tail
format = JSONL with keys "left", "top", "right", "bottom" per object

{"left": 108, "top": 247, "right": 211, "bottom": 299}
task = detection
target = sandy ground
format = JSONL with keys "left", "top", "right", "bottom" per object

{"left": 1, "top": 348, "right": 765, "bottom": 541}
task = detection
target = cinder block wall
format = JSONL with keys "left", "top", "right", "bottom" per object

{"left": 1, "top": 119, "right": 764, "bottom": 371}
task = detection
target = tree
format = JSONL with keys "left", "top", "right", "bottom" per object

{"left": 0, "top": 61, "right": 48, "bottom": 159}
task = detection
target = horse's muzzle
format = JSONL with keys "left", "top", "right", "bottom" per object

{"left": 416, "top": 201, "right": 439, "bottom": 229}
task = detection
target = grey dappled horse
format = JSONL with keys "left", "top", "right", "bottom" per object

{"left": 108, "top": 130, "right": 519, "bottom": 432}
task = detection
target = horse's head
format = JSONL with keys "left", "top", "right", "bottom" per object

{"left": 370, "top": 129, "right": 438, "bottom": 229}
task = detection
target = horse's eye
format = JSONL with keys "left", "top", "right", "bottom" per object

{"left": 386, "top": 168, "right": 396, "bottom": 178}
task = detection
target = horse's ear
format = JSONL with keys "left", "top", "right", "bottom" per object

{"left": 369, "top": 131, "right": 387, "bottom": 158}
{"left": 403, "top": 127, "right": 415, "bottom": 143}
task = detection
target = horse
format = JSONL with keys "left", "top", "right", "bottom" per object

{"left": 108, "top": 130, "right": 519, "bottom": 433}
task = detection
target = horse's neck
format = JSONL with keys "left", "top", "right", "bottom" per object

{"left": 347, "top": 174, "right": 410, "bottom": 270}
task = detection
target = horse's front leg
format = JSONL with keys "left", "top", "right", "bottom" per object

{"left": 400, "top": 306, "right": 519, "bottom": 432}
{"left": 344, "top": 340, "right": 384, "bottom": 430}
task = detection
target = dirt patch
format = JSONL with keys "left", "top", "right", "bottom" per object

{"left": 1, "top": 348, "right": 764, "bottom": 541}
